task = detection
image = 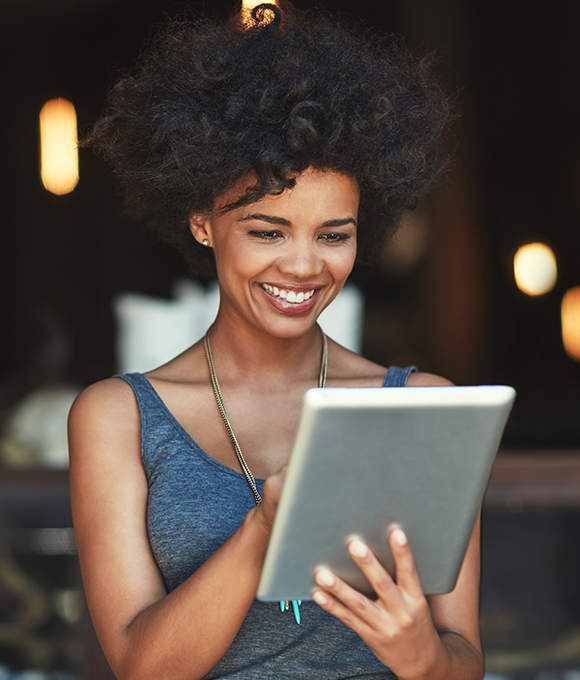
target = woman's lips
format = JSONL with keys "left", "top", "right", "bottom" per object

{"left": 259, "top": 283, "right": 320, "bottom": 315}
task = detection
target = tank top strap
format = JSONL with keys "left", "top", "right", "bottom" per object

{"left": 382, "top": 365, "right": 418, "bottom": 387}
{"left": 113, "top": 372, "right": 191, "bottom": 477}
{"left": 114, "top": 372, "right": 158, "bottom": 410}
{"left": 113, "top": 372, "right": 168, "bottom": 442}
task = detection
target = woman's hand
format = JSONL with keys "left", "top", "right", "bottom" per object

{"left": 254, "top": 466, "right": 287, "bottom": 533}
{"left": 312, "top": 528, "right": 449, "bottom": 680}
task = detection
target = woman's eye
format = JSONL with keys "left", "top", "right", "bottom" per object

{"left": 249, "top": 230, "right": 282, "bottom": 241}
{"left": 319, "top": 233, "right": 350, "bottom": 243}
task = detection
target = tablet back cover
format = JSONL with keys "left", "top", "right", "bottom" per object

{"left": 257, "top": 385, "right": 515, "bottom": 600}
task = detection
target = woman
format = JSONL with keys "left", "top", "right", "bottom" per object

{"left": 69, "top": 4, "right": 483, "bottom": 679}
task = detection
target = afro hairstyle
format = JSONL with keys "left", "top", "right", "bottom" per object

{"left": 84, "top": 3, "right": 450, "bottom": 276}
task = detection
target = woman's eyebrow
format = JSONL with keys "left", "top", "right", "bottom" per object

{"left": 239, "top": 214, "right": 357, "bottom": 227}
{"left": 239, "top": 213, "right": 290, "bottom": 225}
{"left": 322, "top": 218, "right": 357, "bottom": 227}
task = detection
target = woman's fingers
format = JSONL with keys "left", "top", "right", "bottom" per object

{"left": 312, "top": 531, "right": 427, "bottom": 636}
{"left": 387, "top": 528, "right": 424, "bottom": 598}
{"left": 346, "top": 540, "right": 405, "bottom": 612}
{"left": 256, "top": 466, "right": 287, "bottom": 530}
{"left": 312, "top": 570, "right": 385, "bottom": 635}
{"left": 344, "top": 531, "right": 423, "bottom": 607}
{"left": 262, "top": 465, "right": 287, "bottom": 500}
{"left": 315, "top": 530, "right": 426, "bottom": 619}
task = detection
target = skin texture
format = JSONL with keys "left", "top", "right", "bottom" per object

{"left": 69, "top": 168, "right": 483, "bottom": 680}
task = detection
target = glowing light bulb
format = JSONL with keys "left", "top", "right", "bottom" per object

{"left": 39, "top": 97, "right": 79, "bottom": 195}
{"left": 562, "top": 287, "right": 580, "bottom": 362}
{"left": 241, "top": 0, "right": 277, "bottom": 27}
{"left": 513, "top": 242, "right": 557, "bottom": 296}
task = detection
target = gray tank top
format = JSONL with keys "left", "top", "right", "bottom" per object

{"left": 117, "top": 365, "right": 416, "bottom": 680}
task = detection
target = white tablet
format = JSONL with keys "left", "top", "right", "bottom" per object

{"left": 257, "top": 385, "right": 515, "bottom": 600}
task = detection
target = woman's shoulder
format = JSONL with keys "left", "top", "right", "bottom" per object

{"left": 327, "top": 339, "right": 454, "bottom": 388}
{"left": 406, "top": 371, "right": 454, "bottom": 387}
{"left": 68, "top": 377, "right": 140, "bottom": 436}
{"left": 142, "top": 341, "right": 206, "bottom": 386}
{"left": 327, "top": 340, "right": 386, "bottom": 387}
{"left": 68, "top": 377, "right": 143, "bottom": 488}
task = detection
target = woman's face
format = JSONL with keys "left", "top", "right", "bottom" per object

{"left": 190, "top": 167, "right": 359, "bottom": 339}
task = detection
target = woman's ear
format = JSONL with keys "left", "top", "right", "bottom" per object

{"left": 189, "top": 214, "right": 213, "bottom": 248}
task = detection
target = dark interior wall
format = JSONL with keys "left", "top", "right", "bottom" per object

{"left": 0, "top": 0, "right": 195, "bottom": 390}
{"left": 463, "top": 0, "right": 580, "bottom": 445}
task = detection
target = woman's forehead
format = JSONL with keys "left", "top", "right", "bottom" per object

{"left": 215, "top": 168, "right": 360, "bottom": 215}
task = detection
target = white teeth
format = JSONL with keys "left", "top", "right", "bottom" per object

{"left": 261, "top": 284, "right": 316, "bottom": 303}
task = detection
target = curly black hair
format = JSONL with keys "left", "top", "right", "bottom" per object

{"left": 84, "top": 3, "right": 449, "bottom": 277}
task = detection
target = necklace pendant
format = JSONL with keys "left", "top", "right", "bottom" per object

{"left": 279, "top": 599, "right": 302, "bottom": 624}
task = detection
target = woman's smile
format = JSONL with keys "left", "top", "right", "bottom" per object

{"left": 260, "top": 284, "right": 316, "bottom": 302}
{"left": 258, "top": 282, "right": 321, "bottom": 315}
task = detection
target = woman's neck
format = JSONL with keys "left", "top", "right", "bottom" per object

{"left": 207, "top": 314, "right": 325, "bottom": 388}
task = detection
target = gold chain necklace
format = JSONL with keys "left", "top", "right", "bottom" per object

{"left": 203, "top": 327, "right": 328, "bottom": 503}
{"left": 203, "top": 327, "right": 328, "bottom": 624}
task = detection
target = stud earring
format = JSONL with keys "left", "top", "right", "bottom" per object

{"left": 202, "top": 238, "right": 211, "bottom": 247}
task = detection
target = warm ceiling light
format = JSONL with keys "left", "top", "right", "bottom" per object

{"left": 562, "top": 287, "right": 580, "bottom": 362}
{"left": 513, "top": 242, "right": 557, "bottom": 296}
{"left": 39, "top": 97, "right": 79, "bottom": 196}
{"left": 241, "top": 0, "right": 277, "bottom": 27}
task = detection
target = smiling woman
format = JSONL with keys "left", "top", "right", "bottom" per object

{"left": 69, "top": 4, "right": 483, "bottom": 680}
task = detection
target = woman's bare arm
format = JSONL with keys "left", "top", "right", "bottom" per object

{"left": 69, "top": 378, "right": 280, "bottom": 680}
{"left": 426, "top": 515, "right": 483, "bottom": 679}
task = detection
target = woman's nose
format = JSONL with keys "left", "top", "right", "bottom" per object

{"left": 277, "top": 240, "right": 323, "bottom": 278}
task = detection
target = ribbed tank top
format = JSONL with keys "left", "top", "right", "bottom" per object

{"left": 117, "top": 365, "right": 416, "bottom": 680}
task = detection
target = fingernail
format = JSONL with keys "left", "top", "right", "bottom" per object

{"left": 392, "top": 528, "right": 407, "bottom": 546}
{"left": 349, "top": 540, "right": 368, "bottom": 558}
{"left": 315, "top": 569, "right": 335, "bottom": 587}
{"left": 313, "top": 590, "right": 328, "bottom": 605}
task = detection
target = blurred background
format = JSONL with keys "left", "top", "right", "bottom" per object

{"left": 1, "top": 0, "right": 580, "bottom": 677}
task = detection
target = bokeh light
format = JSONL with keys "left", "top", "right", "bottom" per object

{"left": 39, "top": 97, "right": 79, "bottom": 195}
{"left": 513, "top": 242, "right": 557, "bottom": 296}
{"left": 241, "top": 0, "right": 277, "bottom": 26}
{"left": 561, "top": 287, "right": 580, "bottom": 362}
